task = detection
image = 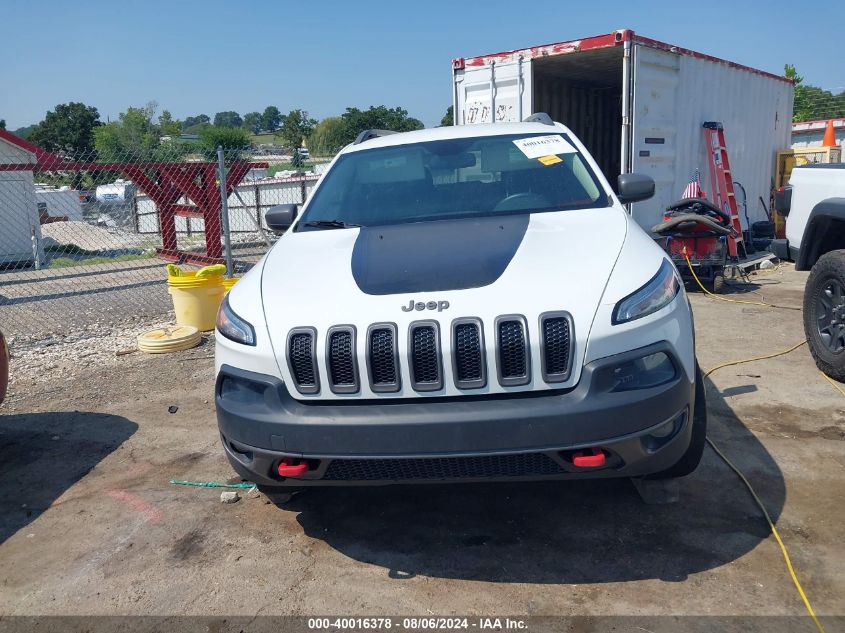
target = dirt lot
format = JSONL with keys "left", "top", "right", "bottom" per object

{"left": 0, "top": 264, "right": 843, "bottom": 623}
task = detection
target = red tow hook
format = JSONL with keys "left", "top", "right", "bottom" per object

{"left": 572, "top": 448, "right": 607, "bottom": 469}
{"left": 277, "top": 459, "right": 308, "bottom": 477}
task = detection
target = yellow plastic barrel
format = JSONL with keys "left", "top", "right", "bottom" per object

{"left": 221, "top": 277, "right": 239, "bottom": 295}
{"left": 167, "top": 271, "right": 225, "bottom": 331}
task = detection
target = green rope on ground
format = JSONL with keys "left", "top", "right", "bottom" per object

{"left": 169, "top": 479, "right": 256, "bottom": 489}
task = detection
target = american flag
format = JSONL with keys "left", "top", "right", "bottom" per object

{"left": 681, "top": 169, "right": 703, "bottom": 199}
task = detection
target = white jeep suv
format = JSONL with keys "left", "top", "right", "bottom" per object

{"left": 215, "top": 116, "right": 706, "bottom": 497}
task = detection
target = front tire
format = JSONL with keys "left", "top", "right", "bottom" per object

{"left": 647, "top": 362, "right": 707, "bottom": 479}
{"left": 804, "top": 250, "right": 845, "bottom": 381}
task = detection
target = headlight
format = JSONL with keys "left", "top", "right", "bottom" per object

{"left": 612, "top": 259, "right": 680, "bottom": 324}
{"left": 216, "top": 295, "right": 256, "bottom": 346}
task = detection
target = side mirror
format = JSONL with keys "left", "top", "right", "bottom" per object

{"left": 617, "top": 173, "right": 655, "bottom": 204}
{"left": 265, "top": 204, "right": 298, "bottom": 232}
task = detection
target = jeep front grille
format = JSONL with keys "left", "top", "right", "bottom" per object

{"left": 367, "top": 323, "right": 400, "bottom": 392}
{"left": 496, "top": 316, "right": 530, "bottom": 386}
{"left": 540, "top": 312, "right": 573, "bottom": 382}
{"left": 327, "top": 326, "right": 358, "bottom": 394}
{"left": 452, "top": 318, "right": 485, "bottom": 389}
{"left": 284, "top": 313, "right": 574, "bottom": 395}
{"left": 409, "top": 321, "right": 442, "bottom": 391}
{"left": 287, "top": 328, "right": 318, "bottom": 394}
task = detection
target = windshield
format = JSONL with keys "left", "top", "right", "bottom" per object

{"left": 297, "top": 133, "right": 609, "bottom": 229}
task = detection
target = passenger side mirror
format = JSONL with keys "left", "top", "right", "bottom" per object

{"left": 265, "top": 204, "right": 298, "bottom": 232}
{"left": 617, "top": 173, "right": 655, "bottom": 204}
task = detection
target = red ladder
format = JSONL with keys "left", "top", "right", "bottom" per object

{"left": 703, "top": 122, "right": 745, "bottom": 259}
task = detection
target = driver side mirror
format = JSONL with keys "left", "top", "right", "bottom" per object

{"left": 617, "top": 173, "right": 655, "bottom": 204}
{"left": 265, "top": 204, "right": 298, "bottom": 232}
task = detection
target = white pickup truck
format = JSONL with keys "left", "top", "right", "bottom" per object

{"left": 771, "top": 164, "right": 845, "bottom": 379}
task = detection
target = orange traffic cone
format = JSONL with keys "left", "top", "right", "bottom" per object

{"left": 822, "top": 119, "right": 838, "bottom": 147}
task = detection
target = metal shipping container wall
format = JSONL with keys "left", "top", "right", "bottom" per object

{"left": 629, "top": 44, "right": 794, "bottom": 231}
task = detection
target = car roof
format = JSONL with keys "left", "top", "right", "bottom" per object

{"left": 341, "top": 121, "right": 572, "bottom": 154}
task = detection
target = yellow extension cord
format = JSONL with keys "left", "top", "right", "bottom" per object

{"left": 684, "top": 255, "right": 826, "bottom": 633}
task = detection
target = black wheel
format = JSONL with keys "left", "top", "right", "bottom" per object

{"left": 647, "top": 362, "right": 707, "bottom": 479}
{"left": 804, "top": 250, "right": 845, "bottom": 381}
{"left": 257, "top": 485, "right": 301, "bottom": 505}
{"left": 751, "top": 220, "right": 776, "bottom": 239}
{"left": 707, "top": 274, "right": 725, "bottom": 294}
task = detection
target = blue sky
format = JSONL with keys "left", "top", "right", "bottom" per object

{"left": 2, "top": 0, "right": 843, "bottom": 130}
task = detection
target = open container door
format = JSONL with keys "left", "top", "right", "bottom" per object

{"left": 453, "top": 56, "right": 530, "bottom": 125}
{"left": 629, "top": 44, "right": 682, "bottom": 232}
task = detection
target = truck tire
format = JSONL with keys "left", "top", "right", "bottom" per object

{"left": 646, "top": 362, "right": 707, "bottom": 479}
{"left": 804, "top": 250, "right": 845, "bottom": 381}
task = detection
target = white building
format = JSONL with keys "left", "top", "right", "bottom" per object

{"left": 0, "top": 130, "right": 45, "bottom": 266}
{"left": 792, "top": 118, "right": 845, "bottom": 149}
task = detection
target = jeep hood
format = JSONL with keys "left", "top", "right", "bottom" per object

{"left": 260, "top": 207, "right": 628, "bottom": 396}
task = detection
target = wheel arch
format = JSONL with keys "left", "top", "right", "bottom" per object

{"left": 796, "top": 198, "right": 845, "bottom": 271}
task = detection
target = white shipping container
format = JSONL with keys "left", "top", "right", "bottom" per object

{"left": 0, "top": 136, "right": 44, "bottom": 265}
{"left": 452, "top": 29, "right": 794, "bottom": 231}
{"left": 34, "top": 186, "right": 84, "bottom": 221}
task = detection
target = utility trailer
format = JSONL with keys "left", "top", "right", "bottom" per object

{"left": 451, "top": 29, "right": 794, "bottom": 233}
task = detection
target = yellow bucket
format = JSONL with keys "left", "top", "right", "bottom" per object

{"left": 167, "top": 271, "right": 225, "bottom": 331}
{"left": 221, "top": 277, "right": 240, "bottom": 294}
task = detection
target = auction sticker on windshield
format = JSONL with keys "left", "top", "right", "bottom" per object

{"left": 513, "top": 134, "right": 577, "bottom": 159}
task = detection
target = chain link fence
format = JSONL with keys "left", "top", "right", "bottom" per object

{"left": 0, "top": 139, "right": 327, "bottom": 347}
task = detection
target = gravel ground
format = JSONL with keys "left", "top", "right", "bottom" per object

{"left": 0, "top": 264, "right": 843, "bottom": 626}
{"left": 40, "top": 221, "right": 154, "bottom": 252}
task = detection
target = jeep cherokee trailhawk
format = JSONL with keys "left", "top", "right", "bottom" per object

{"left": 214, "top": 116, "right": 706, "bottom": 499}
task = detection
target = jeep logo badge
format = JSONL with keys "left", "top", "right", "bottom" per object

{"left": 402, "top": 299, "right": 450, "bottom": 312}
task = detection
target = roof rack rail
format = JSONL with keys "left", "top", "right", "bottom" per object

{"left": 353, "top": 129, "right": 398, "bottom": 145}
{"left": 523, "top": 112, "right": 554, "bottom": 126}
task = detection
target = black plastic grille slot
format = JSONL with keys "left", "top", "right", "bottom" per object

{"left": 327, "top": 327, "right": 358, "bottom": 393}
{"left": 368, "top": 325, "right": 400, "bottom": 392}
{"left": 541, "top": 314, "right": 572, "bottom": 382}
{"left": 409, "top": 323, "right": 442, "bottom": 391}
{"left": 453, "top": 320, "right": 485, "bottom": 388}
{"left": 497, "top": 317, "right": 529, "bottom": 385}
{"left": 288, "top": 329, "right": 318, "bottom": 394}
{"left": 323, "top": 453, "right": 564, "bottom": 481}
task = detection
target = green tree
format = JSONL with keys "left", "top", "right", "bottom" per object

{"left": 260, "top": 106, "right": 282, "bottom": 132}
{"left": 199, "top": 126, "right": 251, "bottom": 160}
{"left": 183, "top": 114, "right": 210, "bottom": 134}
{"left": 158, "top": 110, "right": 182, "bottom": 136}
{"left": 0, "top": 119, "right": 5, "bottom": 130}
{"left": 243, "top": 112, "right": 262, "bottom": 134}
{"left": 785, "top": 64, "right": 845, "bottom": 122}
{"left": 29, "top": 102, "right": 101, "bottom": 158}
{"left": 308, "top": 117, "right": 346, "bottom": 155}
{"left": 94, "top": 102, "right": 188, "bottom": 161}
{"left": 277, "top": 109, "right": 316, "bottom": 150}
{"left": 12, "top": 124, "right": 36, "bottom": 139}
{"left": 440, "top": 106, "right": 454, "bottom": 127}
{"left": 338, "top": 105, "right": 424, "bottom": 145}
{"left": 213, "top": 111, "right": 243, "bottom": 128}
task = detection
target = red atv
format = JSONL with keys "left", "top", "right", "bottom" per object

{"left": 652, "top": 197, "right": 736, "bottom": 293}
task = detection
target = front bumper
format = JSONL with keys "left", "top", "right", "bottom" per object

{"left": 216, "top": 342, "right": 695, "bottom": 486}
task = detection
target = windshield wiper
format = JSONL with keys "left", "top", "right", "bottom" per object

{"left": 302, "top": 220, "right": 361, "bottom": 229}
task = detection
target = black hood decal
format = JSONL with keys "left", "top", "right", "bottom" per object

{"left": 351, "top": 215, "right": 529, "bottom": 295}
